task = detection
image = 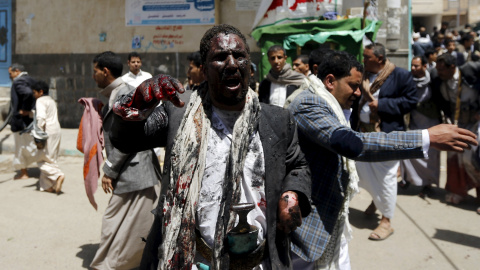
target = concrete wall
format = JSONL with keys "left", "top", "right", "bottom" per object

{"left": 13, "top": 0, "right": 261, "bottom": 128}
{"left": 14, "top": 0, "right": 260, "bottom": 54}
{"left": 12, "top": 0, "right": 412, "bottom": 127}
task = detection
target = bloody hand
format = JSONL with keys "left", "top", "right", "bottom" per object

{"left": 277, "top": 191, "right": 302, "bottom": 234}
{"left": 113, "top": 74, "right": 185, "bottom": 121}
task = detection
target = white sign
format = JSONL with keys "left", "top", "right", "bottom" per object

{"left": 236, "top": 0, "right": 262, "bottom": 11}
{"left": 125, "top": 0, "right": 215, "bottom": 26}
{"left": 252, "top": 0, "right": 342, "bottom": 30}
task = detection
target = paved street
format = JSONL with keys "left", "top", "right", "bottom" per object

{"left": 0, "top": 129, "right": 479, "bottom": 269}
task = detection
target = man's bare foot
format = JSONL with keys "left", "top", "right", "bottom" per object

{"left": 55, "top": 175, "right": 65, "bottom": 194}
{"left": 364, "top": 201, "right": 377, "bottom": 216}
{"left": 14, "top": 169, "right": 29, "bottom": 180}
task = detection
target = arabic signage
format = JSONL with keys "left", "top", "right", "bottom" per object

{"left": 126, "top": 0, "right": 215, "bottom": 26}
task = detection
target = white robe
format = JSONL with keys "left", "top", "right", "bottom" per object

{"left": 35, "top": 95, "right": 64, "bottom": 190}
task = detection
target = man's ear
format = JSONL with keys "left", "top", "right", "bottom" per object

{"left": 323, "top": 74, "right": 336, "bottom": 92}
{"left": 312, "top": 64, "right": 318, "bottom": 77}
{"left": 378, "top": 55, "right": 385, "bottom": 64}
{"left": 103, "top": 67, "right": 109, "bottom": 77}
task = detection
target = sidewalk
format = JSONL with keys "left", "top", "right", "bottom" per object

{"left": 0, "top": 127, "right": 478, "bottom": 269}
{"left": 0, "top": 128, "right": 82, "bottom": 157}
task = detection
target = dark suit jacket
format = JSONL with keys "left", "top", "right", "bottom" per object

{"left": 10, "top": 74, "right": 35, "bottom": 132}
{"left": 258, "top": 79, "right": 302, "bottom": 105}
{"left": 353, "top": 67, "right": 418, "bottom": 133}
{"left": 288, "top": 90, "right": 424, "bottom": 261}
{"left": 430, "top": 61, "right": 480, "bottom": 124}
{"left": 110, "top": 89, "right": 312, "bottom": 270}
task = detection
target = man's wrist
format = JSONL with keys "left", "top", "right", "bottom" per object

{"left": 422, "top": 129, "right": 430, "bottom": 158}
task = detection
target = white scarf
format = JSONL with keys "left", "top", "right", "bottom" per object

{"left": 160, "top": 84, "right": 261, "bottom": 269}
{"left": 307, "top": 83, "right": 359, "bottom": 242}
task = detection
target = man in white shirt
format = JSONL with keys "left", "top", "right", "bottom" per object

{"left": 121, "top": 52, "right": 152, "bottom": 88}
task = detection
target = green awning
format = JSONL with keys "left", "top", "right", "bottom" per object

{"left": 251, "top": 18, "right": 382, "bottom": 79}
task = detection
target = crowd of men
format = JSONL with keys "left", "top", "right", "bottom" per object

{"left": 6, "top": 23, "right": 480, "bottom": 270}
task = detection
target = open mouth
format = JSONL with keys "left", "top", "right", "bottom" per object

{"left": 224, "top": 78, "right": 241, "bottom": 90}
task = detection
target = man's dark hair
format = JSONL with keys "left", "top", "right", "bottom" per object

{"left": 413, "top": 55, "right": 428, "bottom": 66}
{"left": 308, "top": 48, "right": 333, "bottom": 73}
{"left": 424, "top": 48, "right": 436, "bottom": 59}
{"left": 10, "top": 63, "right": 26, "bottom": 72}
{"left": 445, "top": 39, "right": 456, "bottom": 47}
{"left": 267, "top": 45, "right": 286, "bottom": 57}
{"left": 365, "top": 43, "right": 386, "bottom": 63}
{"left": 32, "top": 80, "right": 49, "bottom": 95}
{"left": 93, "top": 51, "right": 123, "bottom": 78}
{"left": 420, "top": 31, "right": 428, "bottom": 38}
{"left": 127, "top": 52, "right": 141, "bottom": 61}
{"left": 461, "top": 34, "right": 474, "bottom": 45}
{"left": 437, "top": 53, "right": 457, "bottom": 67}
{"left": 187, "top": 51, "right": 202, "bottom": 68}
{"left": 294, "top": 55, "right": 309, "bottom": 64}
{"left": 199, "top": 24, "right": 250, "bottom": 65}
{"left": 317, "top": 51, "right": 364, "bottom": 81}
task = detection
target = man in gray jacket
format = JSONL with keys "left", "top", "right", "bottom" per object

{"left": 89, "top": 51, "right": 161, "bottom": 270}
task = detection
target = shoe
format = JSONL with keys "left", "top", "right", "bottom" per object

{"left": 368, "top": 225, "right": 394, "bottom": 241}
{"left": 398, "top": 179, "right": 410, "bottom": 190}
{"left": 419, "top": 185, "right": 434, "bottom": 198}
{"left": 445, "top": 193, "right": 463, "bottom": 205}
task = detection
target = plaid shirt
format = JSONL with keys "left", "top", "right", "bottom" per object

{"left": 288, "top": 90, "right": 424, "bottom": 261}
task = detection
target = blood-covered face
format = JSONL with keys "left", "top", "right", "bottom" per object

{"left": 203, "top": 33, "right": 250, "bottom": 111}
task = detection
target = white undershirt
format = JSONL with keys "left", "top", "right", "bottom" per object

{"left": 121, "top": 69, "right": 152, "bottom": 88}
{"left": 359, "top": 73, "right": 379, "bottom": 124}
{"left": 269, "top": 82, "right": 287, "bottom": 107}
{"left": 196, "top": 107, "right": 267, "bottom": 250}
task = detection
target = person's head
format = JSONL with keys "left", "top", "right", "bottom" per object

{"left": 127, "top": 52, "right": 142, "bottom": 75}
{"left": 267, "top": 45, "right": 287, "bottom": 73}
{"left": 436, "top": 33, "right": 445, "bottom": 43}
{"left": 363, "top": 43, "right": 386, "bottom": 74}
{"left": 308, "top": 48, "right": 332, "bottom": 76}
{"left": 292, "top": 55, "right": 309, "bottom": 76}
{"left": 318, "top": 51, "right": 364, "bottom": 109}
{"left": 424, "top": 48, "right": 437, "bottom": 63}
{"left": 461, "top": 34, "right": 474, "bottom": 48}
{"left": 441, "top": 21, "right": 449, "bottom": 30}
{"left": 411, "top": 56, "right": 427, "bottom": 78}
{"left": 92, "top": 51, "right": 123, "bottom": 89}
{"left": 199, "top": 24, "right": 250, "bottom": 111}
{"left": 187, "top": 51, "right": 204, "bottom": 87}
{"left": 419, "top": 26, "right": 427, "bottom": 33}
{"left": 8, "top": 63, "right": 26, "bottom": 80}
{"left": 446, "top": 39, "right": 456, "bottom": 53}
{"left": 436, "top": 53, "right": 457, "bottom": 81}
{"left": 31, "top": 80, "right": 49, "bottom": 99}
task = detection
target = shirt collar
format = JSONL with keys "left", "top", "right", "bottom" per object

{"left": 128, "top": 70, "right": 143, "bottom": 77}
{"left": 100, "top": 77, "right": 124, "bottom": 98}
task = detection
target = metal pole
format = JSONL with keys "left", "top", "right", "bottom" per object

{"left": 408, "top": 0, "right": 412, "bottom": 71}
{"left": 456, "top": 0, "right": 460, "bottom": 28}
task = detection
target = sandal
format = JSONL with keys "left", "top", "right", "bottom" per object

{"left": 368, "top": 225, "right": 394, "bottom": 241}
